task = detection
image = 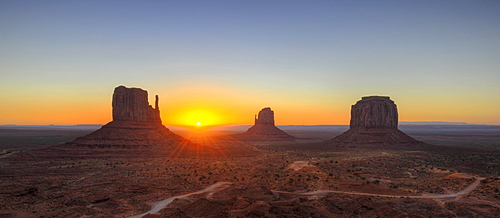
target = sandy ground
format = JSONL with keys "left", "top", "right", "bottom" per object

{"left": 1, "top": 127, "right": 500, "bottom": 217}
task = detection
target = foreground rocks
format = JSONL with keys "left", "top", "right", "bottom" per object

{"left": 328, "top": 96, "right": 422, "bottom": 147}
{"left": 232, "top": 107, "right": 296, "bottom": 141}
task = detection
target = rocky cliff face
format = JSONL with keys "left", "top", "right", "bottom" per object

{"left": 234, "top": 107, "right": 295, "bottom": 141}
{"left": 112, "top": 86, "right": 161, "bottom": 124}
{"left": 350, "top": 96, "right": 398, "bottom": 129}
{"left": 255, "top": 107, "right": 275, "bottom": 125}
{"left": 67, "top": 85, "right": 184, "bottom": 148}
{"left": 65, "top": 85, "right": 261, "bottom": 156}
{"left": 329, "top": 96, "right": 421, "bottom": 147}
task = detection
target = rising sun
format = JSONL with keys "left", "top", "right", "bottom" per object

{"left": 196, "top": 122, "right": 201, "bottom": 126}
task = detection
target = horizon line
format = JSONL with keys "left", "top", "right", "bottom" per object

{"left": 1, "top": 121, "right": 499, "bottom": 127}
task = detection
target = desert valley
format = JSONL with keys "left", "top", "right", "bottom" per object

{"left": 3, "top": 1, "right": 500, "bottom": 217}
{"left": 1, "top": 86, "right": 499, "bottom": 217}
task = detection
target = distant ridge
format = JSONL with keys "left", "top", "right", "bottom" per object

{"left": 0, "top": 124, "right": 103, "bottom": 130}
{"left": 3, "top": 122, "right": 499, "bottom": 130}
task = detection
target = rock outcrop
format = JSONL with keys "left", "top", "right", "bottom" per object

{"left": 67, "top": 86, "right": 185, "bottom": 148}
{"left": 233, "top": 107, "right": 296, "bottom": 141}
{"left": 328, "top": 96, "right": 421, "bottom": 146}
{"left": 350, "top": 96, "right": 398, "bottom": 129}
{"left": 254, "top": 107, "right": 274, "bottom": 125}
{"left": 63, "top": 85, "right": 261, "bottom": 157}
{"left": 112, "top": 86, "right": 161, "bottom": 124}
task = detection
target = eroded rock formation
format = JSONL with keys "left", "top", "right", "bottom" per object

{"left": 254, "top": 107, "right": 274, "bottom": 125}
{"left": 233, "top": 107, "right": 296, "bottom": 141}
{"left": 350, "top": 96, "right": 398, "bottom": 129}
{"left": 112, "top": 86, "right": 161, "bottom": 124}
{"left": 329, "top": 96, "right": 421, "bottom": 146}
{"left": 67, "top": 86, "right": 185, "bottom": 148}
{"left": 63, "top": 86, "right": 261, "bottom": 157}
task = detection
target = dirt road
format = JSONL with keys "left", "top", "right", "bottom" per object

{"left": 129, "top": 182, "right": 232, "bottom": 218}
{"left": 273, "top": 177, "right": 485, "bottom": 199}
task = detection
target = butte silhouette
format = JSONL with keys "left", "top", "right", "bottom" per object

{"left": 67, "top": 86, "right": 186, "bottom": 148}
{"left": 64, "top": 86, "right": 260, "bottom": 158}
{"left": 327, "top": 96, "right": 422, "bottom": 147}
{"left": 232, "top": 107, "right": 296, "bottom": 141}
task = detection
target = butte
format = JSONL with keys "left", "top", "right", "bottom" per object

{"left": 66, "top": 86, "right": 186, "bottom": 148}
{"left": 327, "top": 96, "right": 422, "bottom": 147}
{"left": 62, "top": 86, "right": 259, "bottom": 157}
{"left": 232, "top": 107, "right": 296, "bottom": 141}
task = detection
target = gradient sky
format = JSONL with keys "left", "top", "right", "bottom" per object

{"left": 1, "top": 1, "right": 499, "bottom": 126}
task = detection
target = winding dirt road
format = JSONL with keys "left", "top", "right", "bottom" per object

{"left": 287, "top": 161, "right": 312, "bottom": 171}
{"left": 129, "top": 161, "right": 485, "bottom": 218}
{"left": 129, "top": 182, "right": 232, "bottom": 218}
{"left": 273, "top": 177, "right": 485, "bottom": 199}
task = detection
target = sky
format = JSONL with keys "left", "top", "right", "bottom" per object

{"left": 1, "top": 0, "right": 499, "bottom": 126}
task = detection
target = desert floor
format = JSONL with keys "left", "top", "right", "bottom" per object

{"left": 1, "top": 125, "right": 499, "bottom": 217}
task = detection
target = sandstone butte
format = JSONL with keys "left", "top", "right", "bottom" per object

{"left": 232, "top": 107, "right": 296, "bottom": 141}
{"left": 66, "top": 86, "right": 186, "bottom": 148}
{"left": 328, "top": 96, "right": 422, "bottom": 146}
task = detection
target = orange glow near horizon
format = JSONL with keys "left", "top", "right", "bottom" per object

{"left": 1, "top": 84, "right": 500, "bottom": 126}
{"left": 170, "top": 108, "right": 222, "bottom": 127}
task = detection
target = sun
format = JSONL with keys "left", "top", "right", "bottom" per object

{"left": 172, "top": 109, "right": 221, "bottom": 126}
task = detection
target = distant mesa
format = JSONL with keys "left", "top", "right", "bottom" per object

{"left": 328, "top": 96, "right": 422, "bottom": 146}
{"left": 66, "top": 85, "right": 186, "bottom": 148}
{"left": 232, "top": 107, "right": 296, "bottom": 141}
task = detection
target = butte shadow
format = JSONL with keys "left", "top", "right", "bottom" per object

{"left": 55, "top": 86, "right": 260, "bottom": 158}
{"left": 230, "top": 107, "right": 296, "bottom": 141}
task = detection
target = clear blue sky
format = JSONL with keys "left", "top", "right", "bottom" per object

{"left": 1, "top": 1, "right": 499, "bottom": 125}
